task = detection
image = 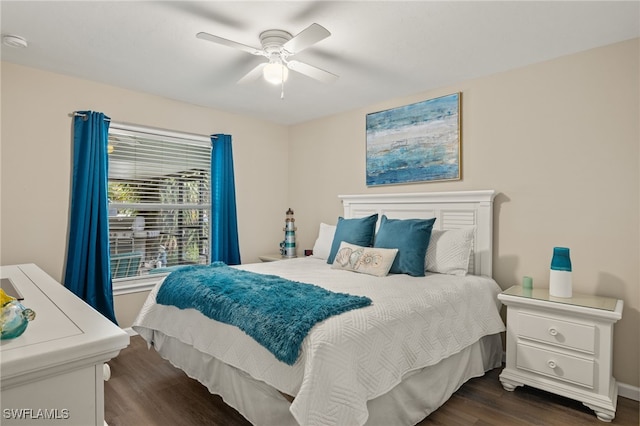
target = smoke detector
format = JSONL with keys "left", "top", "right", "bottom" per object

{"left": 2, "top": 35, "right": 28, "bottom": 49}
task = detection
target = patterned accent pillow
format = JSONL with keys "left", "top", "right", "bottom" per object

{"left": 331, "top": 242, "right": 398, "bottom": 277}
{"left": 425, "top": 227, "right": 475, "bottom": 276}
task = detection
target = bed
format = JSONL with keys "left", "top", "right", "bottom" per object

{"left": 133, "top": 190, "right": 505, "bottom": 426}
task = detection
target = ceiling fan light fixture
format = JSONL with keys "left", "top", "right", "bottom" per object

{"left": 197, "top": 23, "right": 336, "bottom": 88}
{"left": 263, "top": 62, "right": 289, "bottom": 85}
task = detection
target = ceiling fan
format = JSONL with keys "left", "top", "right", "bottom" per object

{"left": 196, "top": 23, "right": 338, "bottom": 89}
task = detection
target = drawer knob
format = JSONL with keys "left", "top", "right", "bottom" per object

{"left": 547, "top": 360, "right": 557, "bottom": 369}
{"left": 103, "top": 363, "right": 111, "bottom": 381}
{"left": 548, "top": 327, "right": 558, "bottom": 336}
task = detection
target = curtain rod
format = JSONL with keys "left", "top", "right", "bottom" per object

{"left": 72, "top": 112, "right": 213, "bottom": 143}
{"left": 73, "top": 112, "right": 111, "bottom": 121}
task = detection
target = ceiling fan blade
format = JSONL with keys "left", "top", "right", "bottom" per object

{"left": 196, "top": 32, "right": 263, "bottom": 56}
{"left": 237, "top": 63, "right": 267, "bottom": 84}
{"left": 287, "top": 60, "right": 338, "bottom": 83}
{"left": 283, "top": 23, "right": 330, "bottom": 54}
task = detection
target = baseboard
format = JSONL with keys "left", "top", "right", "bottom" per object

{"left": 618, "top": 381, "right": 640, "bottom": 401}
{"left": 123, "top": 327, "right": 138, "bottom": 336}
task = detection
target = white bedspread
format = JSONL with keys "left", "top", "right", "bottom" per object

{"left": 133, "top": 257, "right": 505, "bottom": 426}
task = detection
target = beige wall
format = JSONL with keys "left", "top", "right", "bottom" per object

{"left": 289, "top": 39, "right": 639, "bottom": 388}
{"left": 1, "top": 62, "right": 290, "bottom": 325}
{"left": 1, "top": 39, "right": 638, "bottom": 388}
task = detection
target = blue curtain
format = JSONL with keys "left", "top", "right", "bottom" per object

{"left": 210, "top": 134, "right": 241, "bottom": 265}
{"left": 64, "top": 111, "right": 118, "bottom": 324}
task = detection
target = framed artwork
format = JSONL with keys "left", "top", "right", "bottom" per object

{"left": 366, "top": 92, "right": 461, "bottom": 186}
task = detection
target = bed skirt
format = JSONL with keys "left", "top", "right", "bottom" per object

{"left": 147, "top": 331, "right": 503, "bottom": 426}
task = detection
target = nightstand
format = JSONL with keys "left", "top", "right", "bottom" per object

{"left": 498, "top": 286, "right": 623, "bottom": 422}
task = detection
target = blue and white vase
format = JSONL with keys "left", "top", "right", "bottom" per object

{"left": 549, "top": 247, "right": 572, "bottom": 298}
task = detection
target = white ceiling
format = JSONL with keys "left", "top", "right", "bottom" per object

{"left": 1, "top": 1, "right": 638, "bottom": 125}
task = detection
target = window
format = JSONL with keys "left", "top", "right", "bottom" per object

{"left": 107, "top": 125, "right": 211, "bottom": 282}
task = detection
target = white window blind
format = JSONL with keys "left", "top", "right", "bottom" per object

{"left": 107, "top": 125, "right": 211, "bottom": 280}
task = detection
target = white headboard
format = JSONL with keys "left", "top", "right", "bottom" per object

{"left": 339, "top": 190, "right": 496, "bottom": 277}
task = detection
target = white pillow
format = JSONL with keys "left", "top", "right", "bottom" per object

{"left": 331, "top": 242, "right": 398, "bottom": 277}
{"left": 311, "top": 223, "right": 337, "bottom": 260}
{"left": 425, "top": 227, "right": 474, "bottom": 276}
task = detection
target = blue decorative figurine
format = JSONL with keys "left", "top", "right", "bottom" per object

{"left": 1, "top": 289, "right": 36, "bottom": 339}
{"left": 282, "top": 208, "right": 297, "bottom": 258}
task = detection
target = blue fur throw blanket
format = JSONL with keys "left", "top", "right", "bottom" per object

{"left": 156, "top": 262, "right": 372, "bottom": 365}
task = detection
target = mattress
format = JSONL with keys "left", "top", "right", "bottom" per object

{"left": 133, "top": 257, "right": 505, "bottom": 426}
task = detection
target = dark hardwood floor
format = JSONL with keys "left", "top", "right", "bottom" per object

{"left": 105, "top": 336, "right": 639, "bottom": 425}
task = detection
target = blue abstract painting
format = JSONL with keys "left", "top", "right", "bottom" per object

{"left": 366, "top": 93, "right": 460, "bottom": 186}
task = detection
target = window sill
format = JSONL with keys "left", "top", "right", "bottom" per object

{"left": 112, "top": 273, "right": 168, "bottom": 296}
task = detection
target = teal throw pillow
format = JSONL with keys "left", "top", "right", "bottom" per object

{"left": 374, "top": 215, "right": 436, "bottom": 276}
{"left": 327, "top": 214, "right": 378, "bottom": 264}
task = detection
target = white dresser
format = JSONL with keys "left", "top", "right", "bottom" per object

{"left": 498, "top": 285, "right": 623, "bottom": 422}
{"left": 0, "top": 264, "right": 129, "bottom": 425}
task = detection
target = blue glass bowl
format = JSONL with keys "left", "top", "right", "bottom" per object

{"left": 1, "top": 300, "right": 36, "bottom": 340}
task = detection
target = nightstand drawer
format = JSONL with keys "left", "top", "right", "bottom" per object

{"left": 517, "top": 343, "right": 594, "bottom": 388}
{"left": 518, "top": 311, "right": 595, "bottom": 354}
